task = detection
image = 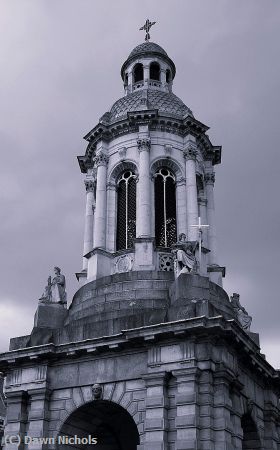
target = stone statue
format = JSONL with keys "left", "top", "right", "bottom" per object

{"left": 51, "top": 267, "right": 67, "bottom": 304}
{"left": 172, "top": 233, "right": 198, "bottom": 277}
{"left": 39, "top": 267, "right": 67, "bottom": 305}
{"left": 92, "top": 383, "right": 102, "bottom": 400}
{"left": 39, "top": 276, "right": 52, "bottom": 303}
{"left": 230, "top": 293, "right": 252, "bottom": 331}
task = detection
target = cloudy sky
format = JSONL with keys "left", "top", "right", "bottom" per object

{"left": 0, "top": 0, "right": 279, "bottom": 366}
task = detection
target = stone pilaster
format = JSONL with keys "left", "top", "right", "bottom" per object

{"left": 198, "top": 370, "right": 214, "bottom": 450}
{"left": 142, "top": 372, "right": 169, "bottom": 450}
{"left": 184, "top": 146, "right": 199, "bottom": 241}
{"left": 176, "top": 177, "right": 187, "bottom": 237}
{"left": 137, "top": 138, "right": 151, "bottom": 238}
{"left": 27, "top": 388, "right": 51, "bottom": 450}
{"left": 205, "top": 172, "right": 217, "bottom": 265}
{"left": 4, "top": 390, "right": 27, "bottom": 450}
{"left": 82, "top": 177, "right": 95, "bottom": 270}
{"left": 173, "top": 367, "right": 201, "bottom": 450}
{"left": 212, "top": 366, "right": 234, "bottom": 450}
{"left": 93, "top": 152, "right": 109, "bottom": 249}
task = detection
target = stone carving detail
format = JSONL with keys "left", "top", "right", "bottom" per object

{"left": 183, "top": 146, "right": 197, "bottom": 160}
{"left": 94, "top": 153, "right": 109, "bottom": 167}
{"left": 204, "top": 172, "right": 215, "bottom": 184}
{"left": 164, "top": 144, "right": 172, "bottom": 156}
{"left": 158, "top": 253, "right": 174, "bottom": 271}
{"left": 172, "top": 233, "right": 198, "bottom": 278}
{"left": 115, "top": 254, "right": 134, "bottom": 273}
{"left": 84, "top": 179, "right": 95, "bottom": 192}
{"left": 137, "top": 138, "right": 151, "bottom": 152}
{"left": 39, "top": 267, "right": 67, "bottom": 305}
{"left": 92, "top": 383, "right": 103, "bottom": 400}
{"left": 230, "top": 293, "right": 252, "bottom": 331}
{"left": 118, "top": 146, "right": 127, "bottom": 159}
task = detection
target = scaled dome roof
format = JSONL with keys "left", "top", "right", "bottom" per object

{"left": 109, "top": 90, "right": 193, "bottom": 122}
{"left": 128, "top": 42, "right": 168, "bottom": 59}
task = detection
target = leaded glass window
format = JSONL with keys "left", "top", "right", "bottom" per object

{"left": 116, "top": 171, "right": 136, "bottom": 250}
{"left": 154, "top": 168, "right": 177, "bottom": 247}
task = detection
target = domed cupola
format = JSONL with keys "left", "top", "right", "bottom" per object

{"left": 121, "top": 40, "right": 176, "bottom": 95}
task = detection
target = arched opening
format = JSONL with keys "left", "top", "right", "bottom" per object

{"left": 150, "top": 62, "right": 160, "bottom": 81}
{"left": 116, "top": 170, "right": 136, "bottom": 250}
{"left": 133, "top": 63, "right": 143, "bottom": 83}
{"left": 166, "top": 69, "right": 171, "bottom": 83}
{"left": 241, "top": 414, "right": 262, "bottom": 449}
{"left": 58, "top": 400, "right": 140, "bottom": 450}
{"left": 154, "top": 167, "right": 177, "bottom": 247}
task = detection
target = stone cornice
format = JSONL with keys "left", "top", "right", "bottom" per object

{"left": 78, "top": 113, "right": 222, "bottom": 173}
{"left": 0, "top": 317, "right": 279, "bottom": 391}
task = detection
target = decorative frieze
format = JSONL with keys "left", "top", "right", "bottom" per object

{"left": 114, "top": 254, "right": 134, "bottom": 273}
{"left": 158, "top": 253, "right": 174, "bottom": 272}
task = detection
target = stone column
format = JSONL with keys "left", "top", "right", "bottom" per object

{"left": 93, "top": 152, "right": 109, "bottom": 249}
{"left": 137, "top": 138, "right": 151, "bottom": 238}
{"left": 27, "top": 388, "right": 51, "bottom": 450}
{"left": 205, "top": 172, "right": 217, "bottom": 264}
{"left": 184, "top": 147, "right": 199, "bottom": 241}
{"left": 142, "top": 372, "right": 169, "bottom": 450}
{"left": 82, "top": 178, "right": 95, "bottom": 270}
{"left": 173, "top": 368, "right": 201, "bottom": 450}
{"left": 106, "top": 182, "right": 117, "bottom": 252}
{"left": 4, "top": 391, "right": 28, "bottom": 450}
{"left": 144, "top": 65, "right": 149, "bottom": 87}
{"left": 198, "top": 195, "right": 208, "bottom": 249}
{"left": 176, "top": 177, "right": 187, "bottom": 237}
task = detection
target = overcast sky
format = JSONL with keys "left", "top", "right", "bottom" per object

{"left": 0, "top": 0, "right": 279, "bottom": 366}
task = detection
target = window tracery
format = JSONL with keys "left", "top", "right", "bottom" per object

{"left": 154, "top": 168, "right": 177, "bottom": 247}
{"left": 116, "top": 171, "right": 137, "bottom": 250}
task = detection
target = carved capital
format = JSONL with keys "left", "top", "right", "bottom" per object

{"left": 137, "top": 138, "right": 151, "bottom": 152}
{"left": 94, "top": 153, "right": 109, "bottom": 167}
{"left": 204, "top": 172, "right": 215, "bottom": 185}
{"left": 84, "top": 179, "right": 95, "bottom": 193}
{"left": 183, "top": 146, "right": 197, "bottom": 161}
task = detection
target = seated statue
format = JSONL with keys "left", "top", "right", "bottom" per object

{"left": 39, "top": 267, "right": 67, "bottom": 305}
{"left": 230, "top": 293, "right": 252, "bottom": 331}
{"left": 172, "top": 233, "right": 198, "bottom": 277}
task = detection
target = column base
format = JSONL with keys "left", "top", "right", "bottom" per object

{"left": 86, "top": 248, "right": 113, "bottom": 281}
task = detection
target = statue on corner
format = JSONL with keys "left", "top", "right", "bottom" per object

{"left": 230, "top": 293, "right": 252, "bottom": 331}
{"left": 172, "top": 233, "right": 198, "bottom": 278}
{"left": 39, "top": 267, "right": 67, "bottom": 305}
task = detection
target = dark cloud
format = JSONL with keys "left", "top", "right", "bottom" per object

{"left": 0, "top": 0, "right": 279, "bottom": 366}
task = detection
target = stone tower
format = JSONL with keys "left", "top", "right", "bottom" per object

{"left": 0, "top": 37, "right": 280, "bottom": 450}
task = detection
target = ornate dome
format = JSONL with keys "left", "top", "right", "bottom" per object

{"left": 109, "top": 90, "right": 193, "bottom": 121}
{"left": 128, "top": 42, "right": 168, "bottom": 59}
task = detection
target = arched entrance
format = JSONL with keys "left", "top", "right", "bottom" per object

{"left": 58, "top": 400, "right": 139, "bottom": 450}
{"left": 241, "top": 413, "right": 262, "bottom": 449}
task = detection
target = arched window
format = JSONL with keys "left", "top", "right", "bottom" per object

{"left": 133, "top": 63, "right": 143, "bottom": 83}
{"left": 116, "top": 171, "right": 136, "bottom": 250}
{"left": 166, "top": 69, "right": 171, "bottom": 83}
{"left": 150, "top": 62, "right": 160, "bottom": 81}
{"left": 154, "top": 168, "right": 177, "bottom": 247}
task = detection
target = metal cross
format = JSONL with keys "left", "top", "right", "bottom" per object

{"left": 139, "top": 19, "right": 156, "bottom": 41}
{"left": 190, "top": 217, "right": 209, "bottom": 271}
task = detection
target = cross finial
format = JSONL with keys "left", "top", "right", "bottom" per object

{"left": 139, "top": 19, "right": 156, "bottom": 41}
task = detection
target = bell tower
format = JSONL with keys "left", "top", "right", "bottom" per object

{"left": 77, "top": 35, "right": 224, "bottom": 286}
{"left": 0, "top": 27, "right": 280, "bottom": 450}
